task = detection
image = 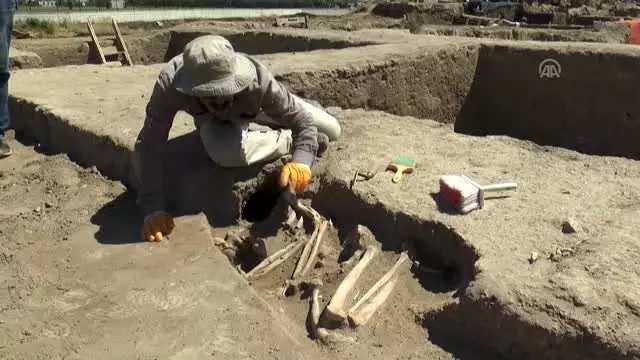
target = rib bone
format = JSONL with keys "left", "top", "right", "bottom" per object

{"left": 283, "top": 186, "right": 324, "bottom": 280}
{"left": 246, "top": 238, "right": 307, "bottom": 279}
{"left": 348, "top": 252, "right": 409, "bottom": 314}
{"left": 300, "top": 219, "right": 330, "bottom": 277}
{"left": 322, "top": 245, "right": 379, "bottom": 326}
{"left": 347, "top": 274, "right": 398, "bottom": 327}
{"left": 292, "top": 220, "right": 321, "bottom": 279}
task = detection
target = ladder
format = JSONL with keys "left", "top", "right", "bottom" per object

{"left": 86, "top": 18, "right": 133, "bottom": 66}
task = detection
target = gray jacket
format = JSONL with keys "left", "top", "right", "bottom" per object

{"left": 132, "top": 53, "right": 318, "bottom": 216}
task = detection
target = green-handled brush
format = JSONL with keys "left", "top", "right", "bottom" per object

{"left": 387, "top": 156, "right": 417, "bottom": 183}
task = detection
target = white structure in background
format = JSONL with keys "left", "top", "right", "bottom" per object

{"left": 110, "top": 0, "right": 125, "bottom": 9}
{"left": 14, "top": 8, "right": 351, "bottom": 23}
{"left": 36, "top": 0, "right": 89, "bottom": 6}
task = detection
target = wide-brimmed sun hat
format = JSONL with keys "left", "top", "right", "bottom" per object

{"left": 174, "top": 35, "right": 257, "bottom": 97}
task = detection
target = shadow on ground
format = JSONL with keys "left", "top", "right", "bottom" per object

{"left": 89, "top": 130, "right": 282, "bottom": 245}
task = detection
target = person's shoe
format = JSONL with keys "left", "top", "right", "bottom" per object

{"left": 0, "top": 138, "right": 11, "bottom": 158}
{"left": 317, "top": 133, "right": 330, "bottom": 158}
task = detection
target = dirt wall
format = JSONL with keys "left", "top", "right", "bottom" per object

{"left": 12, "top": 38, "right": 91, "bottom": 68}
{"left": 413, "top": 25, "right": 628, "bottom": 43}
{"left": 278, "top": 44, "right": 479, "bottom": 124}
{"left": 455, "top": 43, "right": 640, "bottom": 159}
{"left": 10, "top": 32, "right": 172, "bottom": 68}
{"left": 9, "top": 48, "right": 42, "bottom": 69}
{"left": 371, "top": 1, "right": 419, "bottom": 18}
{"left": 13, "top": 29, "right": 375, "bottom": 68}
{"left": 163, "top": 30, "right": 373, "bottom": 62}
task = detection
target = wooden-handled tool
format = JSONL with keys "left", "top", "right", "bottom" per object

{"left": 387, "top": 156, "right": 417, "bottom": 183}
{"left": 350, "top": 158, "right": 391, "bottom": 189}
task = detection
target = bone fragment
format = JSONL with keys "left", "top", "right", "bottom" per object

{"left": 225, "top": 231, "right": 245, "bottom": 247}
{"left": 348, "top": 252, "right": 409, "bottom": 314}
{"left": 306, "top": 279, "right": 323, "bottom": 338}
{"left": 347, "top": 274, "right": 398, "bottom": 328}
{"left": 247, "top": 238, "right": 307, "bottom": 279}
{"left": 285, "top": 188, "right": 324, "bottom": 280}
{"left": 316, "top": 328, "right": 356, "bottom": 346}
{"left": 212, "top": 236, "right": 227, "bottom": 247}
{"left": 292, "top": 221, "right": 321, "bottom": 279}
{"left": 301, "top": 220, "right": 330, "bottom": 276}
{"left": 340, "top": 249, "right": 363, "bottom": 269}
{"left": 344, "top": 225, "right": 377, "bottom": 251}
{"left": 322, "top": 245, "right": 379, "bottom": 325}
{"left": 285, "top": 210, "right": 298, "bottom": 229}
{"left": 282, "top": 187, "right": 322, "bottom": 227}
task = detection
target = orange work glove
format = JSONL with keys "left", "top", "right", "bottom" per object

{"left": 279, "top": 162, "right": 312, "bottom": 193}
{"left": 141, "top": 211, "right": 175, "bottom": 242}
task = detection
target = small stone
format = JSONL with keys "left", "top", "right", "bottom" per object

{"left": 314, "top": 259, "right": 325, "bottom": 268}
{"left": 571, "top": 295, "right": 586, "bottom": 307}
{"left": 44, "top": 202, "right": 53, "bottom": 209}
{"left": 558, "top": 247, "right": 574, "bottom": 256}
{"left": 212, "top": 237, "right": 226, "bottom": 246}
{"left": 561, "top": 219, "right": 579, "bottom": 234}
{"left": 529, "top": 251, "right": 539, "bottom": 264}
{"left": 34, "top": 207, "right": 41, "bottom": 213}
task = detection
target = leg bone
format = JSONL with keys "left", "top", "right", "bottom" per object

{"left": 348, "top": 251, "right": 409, "bottom": 314}
{"left": 306, "top": 279, "right": 323, "bottom": 338}
{"left": 340, "top": 249, "right": 363, "bottom": 269}
{"left": 347, "top": 274, "right": 399, "bottom": 328}
{"left": 321, "top": 245, "right": 378, "bottom": 326}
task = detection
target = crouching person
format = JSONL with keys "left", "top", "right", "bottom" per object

{"left": 132, "top": 35, "right": 341, "bottom": 242}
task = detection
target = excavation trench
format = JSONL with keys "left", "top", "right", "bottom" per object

{"left": 222, "top": 173, "right": 480, "bottom": 357}
{"left": 8, "top": 28, "right": 640, "bottom": 359}
{"left": 275, "top": 42, "right": 640, "bottom": 161}
{"left": 14, "top": 27, "right": 640, "bottom": 161}
{"left": 229, "top": 170, "right": 635, "bottom": 360}
{"left": 12, "top": 29, "right": 374, "bottom": 68}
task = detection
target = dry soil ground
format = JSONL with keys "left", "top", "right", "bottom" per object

{"left": 0, "top": 134, "right": 467, "bottom": 360}
{"left": 0, "top": 137, "right": 330, "bottom": 360}
{"left": 10, "top": 8, "right": 628, "bottom": 69}
{"left": 5, "top": 9, "right": 640, "bottom": 360}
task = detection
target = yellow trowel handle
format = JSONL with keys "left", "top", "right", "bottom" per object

{"left": 389, "top": 165, "right": 415, "bottom": 183}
